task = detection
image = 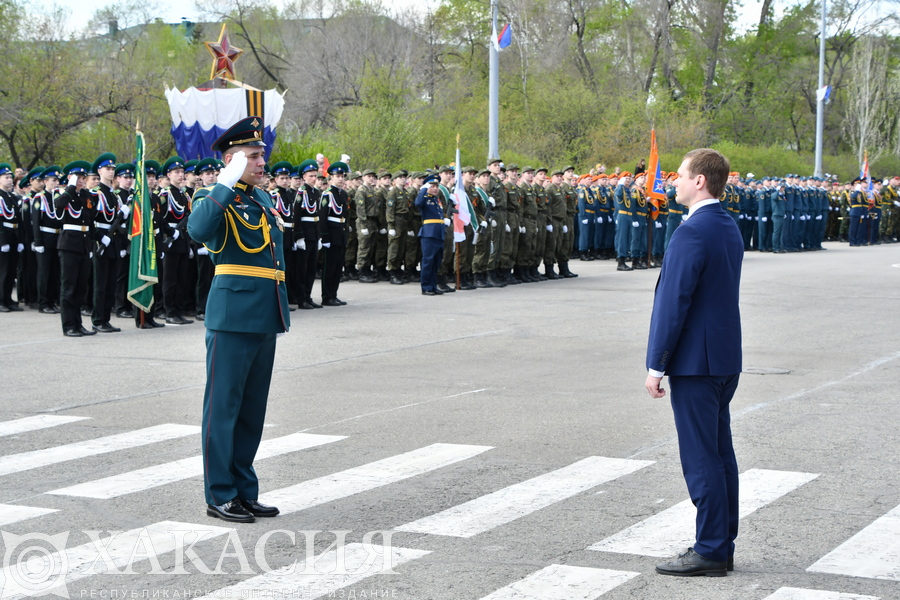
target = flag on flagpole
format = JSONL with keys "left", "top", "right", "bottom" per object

{"left": 127, "top": 129, "right": 158, "bottom": 312}
{"left": 861, "top": 150, "right": 873, "bottom": 200}
{"left": 645, "top": 129, "right": 666, "bottom": 218}
{"left": 497, "top": 23, "right": 512, "bottom": 49}
{"left": 451, "top": 146, "right": 473, "bottom": 243}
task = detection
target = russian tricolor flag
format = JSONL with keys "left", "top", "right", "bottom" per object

{"left": 492, "top": 23, "right": 512, "bottom": 51}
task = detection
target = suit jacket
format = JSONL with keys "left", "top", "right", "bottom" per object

{"left": 187, "top": 182, "right": 290, "bottom": 334}
{"left": 414, "top": 188, "right": 445, "bottom": 241}
{"left": 646, "top": 202, "right": 743, "bottom": 376}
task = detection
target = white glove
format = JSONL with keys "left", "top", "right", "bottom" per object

{"left": 30, "top": 242, "right": 35, "bottom": 251}
{"left": 738, "top": 214, "right": 744, "bottom": 220}
{"left": 487, "top": 196, "right": 496, "bottom": 206}
{"left": 34, "top": 245, "right": 44, "bottom": 254}
{"left": 119, "top": 249, "right": 127, "bottom": 258}
{"left": 360, "top": 228, "right": 369, "bottom": 236}
{"left": 172, "top": 229, "right": 180, "bottom": 240}
{"left": 546, "top": 224, "right": 553, "bottom": 232}
{"left": 563, "top": 225, "right": 568, "bottom": 233}
{"left": 218, "top": 151, "right": 247, "bottom": 189}
{"left": 16, "top": 243, "right": 23, "bottom": 253}
{"left": 378, "top": 228, "right": 387, "bottom": 234}
{"left": 160, "top": 252, "right": 164, "bottom": 259}
{"left": 197, "top": 247, "right": 209, "bottom": 256}
{"left": 0, "top": 245, "right": 8, "bottom": 252}
{"left": 505, "top": 223, "right": 511, "bottom": 232}
{"left": 582, "top": 219, "right": 589, "bottom": 224}
{"left": 388, "top": 229, "right": 396, "bottom": 236}
{"left": 101, "top": 235, "right": 111, "bottom": 247}
{"left": 298, "top": 238, "right": 307, "bottom": 250}
{"left": 407, "top": 230, "right": 415, "bottom": 237}
{"left": 89, "top": 251, "right": 93, "bottom": 258}
{"left": 632, "top": 221, "right": 639, "bottom": 228}
{"left": 480, "top": 221, "right": 488, "bottom": 228}
{"left": 317, "top": 239, "right": 323, "bottom": 250}
{"left": 119, "top": 204, "right": 130, "bottom": 219}
{"left": 596, "top": 217, "right": 602, "bottom": 223}
{"left": 655, "top": 221, "right": 663, "bottom": 229}
{"left": 816, "top": 215, "right": 822, "bottom": 220}
{"left": 322, "top": 242, "right": 331, "bottom": 248}
{"left": 754, "top": 216, "right": 759, "bottom": 221}
{"left": 444, "top": 218, "right": 452, "bottom": 227}
{"left": 491, "top": 219, "right": 497, "bottom": 227}
{"left": 894, "top": 201, "right": 900, "bottom": 207}
{"left": 520, "top": 226, "right": 525, "bottom": 233}
{"left": 682, "top": 215, "right": 688, "bottom": 221}
{"left": 188, "top": 248, "right": 194, "bottom": 259}
{"left": 68, "top": 175, "right": 78, "bottom": 187}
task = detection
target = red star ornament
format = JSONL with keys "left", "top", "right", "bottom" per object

{"left": 205, "top": 24, "right": 243, "bottom": 81}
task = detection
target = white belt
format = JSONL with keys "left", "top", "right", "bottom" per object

{"left": 283, "top": 223, "right": 293, "bottom": 228}
{"left": 327, "top": 216, "right": 345, "bottom": 223}
{"left": 300, "top": 216, "right": 318, "bottom": 222}
{"left": 2, "top": 222, "right": 16, "bottom": 229}
{"left": 40, "top": 226, "right": 61, "bottom": 234}
{"left": 95, "top": 223, "right": 112, "bottom": 230}
{"left": 63, "top": 224, "right": 89, "bottom": 232}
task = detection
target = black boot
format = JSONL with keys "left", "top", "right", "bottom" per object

{"left": 437, "top": 273, "right": 455, "bottom": 293}
{"left": 488, "top": 269, "right": 507, "bottom": 287}
{"left": 617, "top": 257, "right": 633, "bottom": 271}
{"left": 389, "top": 270, "right": 405, "bottom": 285}
{"left": 506, "top": 268, "right": 522, "bottom": 284}
{"left": 475, "top": 272, "right": 493, "bottom": 288}
{"left": 544, "top": 263, "right": 560, "bottom": 280}
{"left": 560, "top": 261, "right": 578, "bottom": 278}
{"left": 534, "top": 266, "right": 548, "bottom": 280}
{"left": 632, "top": 258, "right": 647, "bottom": 270}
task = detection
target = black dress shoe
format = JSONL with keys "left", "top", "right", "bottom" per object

{"left": 6, "top": 304, "right": 23, "bottom": 311}
{"left": 93, "top": 323, "right": 121, "bottom": 333}
{"left": 138, "top": 323, "right": 154, "bottom": 329}
{"left": 298, "top": 301, "right": 316, "bottom": 310}
{"left": 39, "top": 307, "right": 60, "bottom": 314}
{"left": 81, "top": 308, "right": 92, "bottom": 316}
{"left": 239, "top": 499, "right": 279, "bottom": 518}
{"left": 0, "top": 305, "right": 9, "bottom": 313}
{"left": 78, "top": 326, "right": 97, "bottom": 336}
{"left": 148, "top": 319, "right": 165, "bottom": 328}
{"left": 207, "top": 498, "right": 255, "bottom": 523}
{"left": 655, "top": 548, "right": 727, "bottom": 577}
{"left": 116, "top": 310, "right": 134, "bottom": 319}
{"left": 335, "top": 298, "right": 347, "bottom": 305}
{"left": 308, "top": 300, "right": 323, "bottom": 309}
{"left": 64, "top": 328, "right": 83, "bottom": 337}
{"left": 195, "top": 312, "right": 205, "bottom": 321}
{"left": 422, "top": 290, "right": 437, "bottom": 296}
{"left": 322, "top": 298, "right": 343, "bottom": 306}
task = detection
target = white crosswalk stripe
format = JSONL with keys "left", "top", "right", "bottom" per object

{"left": 0, "top": 521, "right": 232, "bottom": 600}
{"left": 478, "top": 564, "right": 640, "bottom": 600}
{"left": 0, "top": 503, "right": 57, "bottom": 527}
{"left": 0, "top": 424, "right": 200, "bottom": 477}
{"left": 0, "top": 415, "right": 89, "bottom": 438}
{"left": 396, "top": 456, "right": 653, "bottom": 538}
{"left": 46, "top": 432, "right": 346, "bottom": 499}
{"left": 259, "top": 443, "right": 492, "bottom": 515}
{"left": 589, "top": 468, "right": 819, "bottom": 557}
{"left": 196, "top": 543, "right": 430, "bottom": 600}
{"left": 761, "top": 587, "right": 880, "bottom": 600}
{"left": 807, "top": 502, "right": 900, "bottom": 581}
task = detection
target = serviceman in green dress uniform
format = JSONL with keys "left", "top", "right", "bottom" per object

{"left": 187, "top": 117, "right": 289, "bottom": 524}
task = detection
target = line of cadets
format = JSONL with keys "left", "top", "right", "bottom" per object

{"left": 3, "top": 155, "right": 898, "bottom": 328}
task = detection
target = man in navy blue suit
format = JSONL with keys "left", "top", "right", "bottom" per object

{"left": 645, "top": 148, "right": 743, "bottom": 577}
{"left": 415, "top": 173, "right": 449, "bottom": 296}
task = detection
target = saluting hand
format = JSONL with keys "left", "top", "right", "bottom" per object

{"left": 645, "top": 374, "right": 666, "bottom": 399}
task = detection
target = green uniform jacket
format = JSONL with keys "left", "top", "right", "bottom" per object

{"left": 187, "top": 182, "right": 290, "bottom": 334}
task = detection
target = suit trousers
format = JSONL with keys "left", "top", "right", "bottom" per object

{"left": 92, "top": 255, "right": 117, "bottom": 326}
{"left": 669, "top": 373, "right": 740, "bottom": 563}
{"left": 0, "top": 248, "right": 17, "bottom": 306}
{"left": 419, "top": 237, "right": 443, "bottom": 292}
{"left": 59, "top": 250, "right": 90, "bottom": 331}
{"left": 36, "top": 246, "right": 61, "bottom": 309}
{"left": 162, "top": 252, "right": 190, "bottom": 316}
{"left": 321, "top": 243, "right": 345, "bottom": 301}
{"left": 202, "top": 329, "right": 276, "bottom": 505}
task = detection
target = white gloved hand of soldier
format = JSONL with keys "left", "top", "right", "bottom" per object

{"left": 444, "top": 218, "right": 452, "bottom": 226}
{"left": 188, "top": 248, "right": 194, "bottom": 259}
{"left": 582, "top": 219, "right": 588, "bottom": 225}
{"left": 762, "top": 217, "right": 767, "bottom": 222}
{"left": 298, "top": 238, "right": 307, "bottom": 250}
{"left": 360, "top": 228, "right": 369, "bottom": 236}
{"left": 0, "top": 245, "right": 8, "bottom": 252}
{"left": 816, "top": 215, "right": 822, "bottom": 220}
{"left": 218, "top": 150, "right": 247, "bottom": 189}
{"left": 119, "top": 249, "right": 127, "bottom": 258}
{"left": 34, "top": 245, "right": 44, "bottom": 254}
{"left": 520, "top": 226, "right": 525, "bottom": 233}
{"left": 563, "top": 225, "right": 568, "bottom": 233}
{"left": 101, "top": 235, "right": 111, "bottom": 247}
{"left": 68, "top": 174, "right": 78, "bottom": 187}
{"left": 546, "top": 224, "right": 553, "bottom": 232}
{"left": 119, "top": 204, "right": 130, "bottom": 219}
{"left": 491, "top": 219, "right": 497, "bottom": 227}
{"left": 738, "top": 214, "right": 744, "bottom": 219}
{"left": 197, "top": 247, "right": 209, "bottom": 256}
{"left": 480, "top": 221, "right": 488, "bottom": 229}
{"left": 407, "top": 230, "right": 415, "bottom": 237}
{"left": 322, "top": 242, "right": 331, "bottom": 248}
{"left": 388, "top": 229, "right": 396, "bottom": 236}
{"left": 172, "top": 230, "right": 180, "bottom": 240}
{"left": 655, "top": 221, "right": 663, "bottom": 228}
{"left": 596, "top": 216, "right": 602, "bottom": 223}
{"left": 632, "top": 221, "right": 639, "bottom": 228}
{"left": 317, "top": 239, "right": 323, "bottom": 250}
{"left": 379, "top": 228, "right": 387, "bottom": 235}
{"left": 505, "top": 223, "right": 511, "bottom": 232}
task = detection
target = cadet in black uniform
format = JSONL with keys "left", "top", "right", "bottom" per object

{"left": 319, "top": 162, "right": 350, "bottom": 306}
{"left": 158, "top": 157, "right": 195, "bottom": 325}
{"left": 113, "top": 163, "right": 136, "bottom": 319}
{"left": 56, "top": 161, "right": 97, "bottom": 336}
{"left": 0, "top": 163, "right": 22, "bottom": 312}
{"left": 294, "top": 159, "right": 322, "bottom": 309}
{"left": 89, "top": 153, "right": 123, "bottom": 333}
{"left": 32, "top": 166, "right": 64, "bottom": 314}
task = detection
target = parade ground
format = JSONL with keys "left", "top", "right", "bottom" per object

{"left": 1, "top": 242, "right": 898, "bottom": 600}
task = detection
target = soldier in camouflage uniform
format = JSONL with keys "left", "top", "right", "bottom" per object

{"left": 343, "top": 171, "right": 360, "bottom": 280}
{"left": 386, "top": 170, "right": 410, "bottom": 285}
{"left": 373, "top": 170, "right": 392, "bottom": 280}
{"left": 354, "top": 169, "right": 379, "bottom": 282}
{"left": 501, "top": 164, "right": 522, "bottom": 284}
{"left": 405, "top": 172, "right": 423, "bottom": 282}
{"left": 558, "top": 166, "right": 578, "bottom": 277}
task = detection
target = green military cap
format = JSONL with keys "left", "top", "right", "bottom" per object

{"left": 563, "top": 165, "right": 575, "bottom": 173}
{"left": 376, "top": 169, "right": 391, "bottom": 179}
{"left": 184, "top": 159, "right": 199, "bottom": 174}
{"left": 462, "top": 166, "right": 478, "bottom": 174}
{"left": 360, "top": 168, "right": 376, "bottom": 177}
{"left": 406, "top": 171, "right": 421, "bottom": 179}
{"left": 42, "top": 166, "right": 63, "bottom": 180}
{"left": 506, "top": 163, "right": 520, "bottom": 171}
{"left": 263, "top": 164, "right": 271, "bottom": 174}
{"left": 115, "top": 163, "right": 136, "bottom": 178}
{"left": 392, "top": 169, "right": 408, "bottom": 179}
{"left": 520, "top": 165, "right": 535, "bottom": 173}
{"left": 297, "top": 159, "right": 318, "bottom": 174}
{"left": 535, "top": 167, "right": 548, "bottom": 174}
{"left": 63, "top": 160, "right": 91, "bottom": 176}
{"left": 211, "top": 116, "right": 266, "bottom": 153}
{"left": 22, "top": 167, "right": 44, "bottom": 187}
{"left": 439, "top": 165, "right": 453, "bottom": 173}
{"left": 144, "top": 160, "right": 161, "bottom": 176}
{"left": 0, "top": 163, "right": 12, "bottom": 176}
{"left": 551, "top": 169, "right": 564, "bottom": 176}
{"left": 216, "top": 160, "right": 225, "bottom": 170}
{"left": 328, "top": 161, "right": 350, "bottom": 175}
{"left": 92, "top": 153, "right": 117, "bottom": 174}
{"left": 477, "top": 168, "right": 491, "bottom": 177}
{"left": 197, "top": 158, "right": 218, "bottom": 173}
{"left": 270, "top": 161, "right": 292, "bottom": 176}
{"left": 162, "top": 156, "right": 186, "bottom": 175}
{"left": 351, "top": 170, "right": 362, "bottom": 180}
{"left": 487, "top": 157, "right": 501, "bottom": 166}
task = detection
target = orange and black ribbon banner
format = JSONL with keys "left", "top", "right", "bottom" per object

{"left": 246, "top": 90, "right": 265, "bottom": 119}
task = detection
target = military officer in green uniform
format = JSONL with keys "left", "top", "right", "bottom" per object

{"left": 386, "top": 170, "right": 410, "bottom": 285}
{"left": 188, "top": 117, "right": 288, "bottom": 524}
{"left": 486, "top": 158, "right": 507, "bottom": 286}
{"left": 532, "top": 168, "right": 549, "bottom": 280}
{"left": 405, "top": 172, "right": 424, "bottom": 280}
{"left": 502, "top": 164, "right": 522, "bottom": 284}
{"left": 544, "top": 170, "right": 567, "bottom": 279}
{"left": 516, "top": 166, "right": 538, "bottom": 282}
{"left": 471, "top": 169, "right": 494, "bottom": 288}
{"left": 354, "top": 169, "right": 379, "bottom": 282}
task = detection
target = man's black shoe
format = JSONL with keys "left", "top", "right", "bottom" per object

{"left": 239, "top": 499, "right": 279, "bottom": 518}
{"left": 81, "top": 308, "right": 92, "bottom": 316}
{"left": 437, "top": 283, "right": 454, "bottom": 293}
{"left": 6, "top": 304, "right": 23, "bottom": 311}
{"left": 78, "top": 326, "right": 97, "bottom": 336}
{"left": 308, "top": 300, "right": 323, "bottom": 309}
{"left": 335, "top": 298, "right": 347, "bottom": 305}
{"left": 93, "top": 323, "right": 121, "bottom": 333}
{"left": 196, "top": 312, "right": 205, "bottom": 321}
{"left": 138, "top": 322, "right": 154, "bottom": 329}
{"left": 322, "top": 298, "right": 343, "bottom": 306}
{"left": 40, "top": 307, "right": 60, "bottom": 314}
{"left": 64, "top": 328, "right": 83, "bottom": 337}
{"left": 655, "top": 548, "right": 727, "bottom": 577}
{"left": 0, "top": 305, "right": 9, "bottom": 313}
{"left": 149, "top": 319, "right": 165, "bottom": 328}
{"left": 165, "top": 315, "right": 184, "bottom": 324}
{"left": 116, "top": 310, "right": 134, "bottom": 319}
{"left": 422, "top": 290, "right": 437, "bottom": 296}
{"left": 298, "top": 301, "right": 316, "bottom": 310}
{"left": 207, "top": 499, "right": 255, "bottom": 523}
{"left": 179, "top": 314, "right": 194, "bottom": 324}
